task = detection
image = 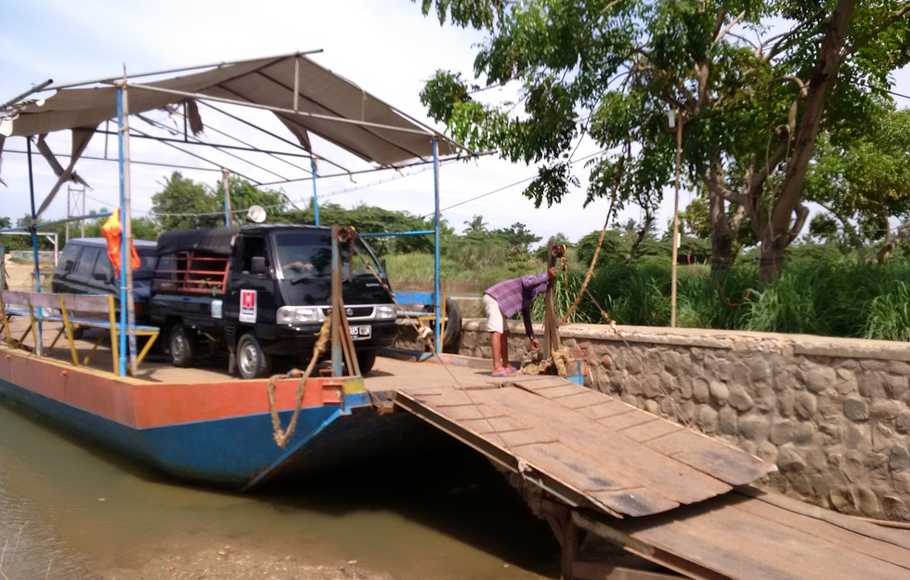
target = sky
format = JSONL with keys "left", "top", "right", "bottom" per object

{"left": 1, "top": 0, "right": 909, "bottom": 245}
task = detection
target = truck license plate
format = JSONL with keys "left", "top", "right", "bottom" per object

{"left": 350, "top": 325, "right": 371, "bottom": 340}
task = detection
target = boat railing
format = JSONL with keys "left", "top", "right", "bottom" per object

{"left": 0, "top": 290, "right": 160, "bottom": 374}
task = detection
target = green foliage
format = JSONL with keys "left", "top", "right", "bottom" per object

{"left": 416, "top": 0, "right": 910, "bottom": 280}
{"left": 151, "top": 172, "right": 221, "bottom": 231}
{"left": 865, "top": 282, "right": 910, "bottom": 341}
{"left": 805, "top": 108, "right": 910, "bottom": 249}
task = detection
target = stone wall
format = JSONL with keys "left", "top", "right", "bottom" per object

{"left": 458, "top": 319, "right": 910, "bottom": 521}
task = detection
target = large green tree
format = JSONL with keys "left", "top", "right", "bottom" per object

{"left": 417, "top": 0, "right": 910, "bottom": 281}
{"left": 805, "top": 107, "right": 910, "bottom": 259}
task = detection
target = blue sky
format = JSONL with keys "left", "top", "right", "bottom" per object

{"left": 1, "top": 1, "right": 908, "bottom": 244}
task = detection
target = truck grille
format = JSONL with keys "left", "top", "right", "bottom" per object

{"left": 321, "top": 306, "right": 374, "bottom": 319}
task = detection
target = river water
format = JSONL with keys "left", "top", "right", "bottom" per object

{"left": 0, "top": 400, "right": 558, "bottom": 579}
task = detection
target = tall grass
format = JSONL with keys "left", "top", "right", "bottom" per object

{"left": 865, "top": 281, "right": 910, "bottom": 341}
{"left": 386, "top": 248, "right": 910, "bottom": 342}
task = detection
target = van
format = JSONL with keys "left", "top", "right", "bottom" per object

{"left": 52, "top": 238, "right": 158, "bottom": 321}
{"left": 147, "top": 225, "right": 398, "bottom": 378}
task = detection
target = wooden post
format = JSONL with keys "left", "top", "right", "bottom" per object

{"left": 543, "top": 244, "right": 565, "bottom": 356}
{"left": 670, "top": 110, "right": 683, "bottom": 328}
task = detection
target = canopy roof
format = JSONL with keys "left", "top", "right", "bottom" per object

{"left": 156, "top": 226, "right": 239, "bottom": 256}
{"left": 6, "top": 53, "right": 458, "bottom": 167}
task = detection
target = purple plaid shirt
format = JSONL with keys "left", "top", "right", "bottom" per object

{"left": 485, "top": 272, "right": 549, "bottom": 338}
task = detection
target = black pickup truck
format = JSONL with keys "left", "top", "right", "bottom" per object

{"left": 147, "top": 224, "right": 398, "bottom": 378}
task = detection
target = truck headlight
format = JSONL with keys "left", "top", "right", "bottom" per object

{"left": 277, "top": 306, "right": 323, "bottom": 325}
{"left": 375, "top": 304, "right": 397, "bottom": 320}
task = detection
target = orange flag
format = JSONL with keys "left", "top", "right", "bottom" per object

{"left": 101, "top": 209, "right": 141, "bottom": 275}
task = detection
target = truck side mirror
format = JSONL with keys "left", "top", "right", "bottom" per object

{"left": 251, "top": 256, "right": 268, "bottom": 275}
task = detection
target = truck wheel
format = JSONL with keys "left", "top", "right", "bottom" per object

{"left": 355, "top": 349, "right": 376, "bottom": 376}
{"left": 442, "top": 298, "right": 462, "bottom": 354}
{"left": 237, "top": 333, "right": 271, "bottom": 379}
{"left": 168, "top": 323, "right": 194, "bottom": 367}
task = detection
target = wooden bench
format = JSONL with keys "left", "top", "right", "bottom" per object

{"left": 0, "top": 290, "right": 159, "bottom": 374}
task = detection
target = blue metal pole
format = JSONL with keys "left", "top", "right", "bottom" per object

{"left": 311, "top": 157, "right": 320, "bottom": 226}
{"left": 432, "top": 138, "right": 442, "bottom": 353}
{"left": 116, "top": 87, "right": 128, "bottom": 377}
{"left": 25, "top": 137, "right": 43, "bottom": 355}
{"left": 359, "top": 230, "right": 435, "bottom": 238}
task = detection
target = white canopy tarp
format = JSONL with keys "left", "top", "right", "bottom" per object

{"left": 6, "top": 54, "right": 458, "bottom": 166}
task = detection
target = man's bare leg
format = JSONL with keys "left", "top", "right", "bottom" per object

{"left": 500, "top": 329, "right": 510, "bottom": 370}
{"left": 491, "top": 331, "right": 504, "bottom": 372}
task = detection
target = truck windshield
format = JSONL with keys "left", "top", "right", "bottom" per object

{"left": 274, "top": 231, "right": 384, "bottom": 282}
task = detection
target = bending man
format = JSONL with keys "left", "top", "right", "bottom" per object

{"left": 482, "top": 268, "right": 556, "bottom": 377}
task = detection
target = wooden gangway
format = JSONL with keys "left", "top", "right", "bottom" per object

{"left": 365, "top": 359, "right": 910, "bottom": 579}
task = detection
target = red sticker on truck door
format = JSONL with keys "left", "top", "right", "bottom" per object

{"left": 239, "top": 289, "right": 257, "bottom": 323}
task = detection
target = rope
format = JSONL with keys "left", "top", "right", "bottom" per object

{"left": 266, "top": 317, "right": 331, "bottom": 448}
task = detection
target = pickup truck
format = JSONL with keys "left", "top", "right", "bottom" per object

{"left": 148, "top": 224, "right": 398, "bottom": 378}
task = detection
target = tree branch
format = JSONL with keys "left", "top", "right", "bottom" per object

{"left": 845, "top": 2, "right": 910, "bottom": 57}
{"left": 713, "top": 10, "right": 746, "bottom": 45}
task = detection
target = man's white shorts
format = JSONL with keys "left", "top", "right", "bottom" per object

{"left": 483, "top": 293, "right": 505, "bottom": 333}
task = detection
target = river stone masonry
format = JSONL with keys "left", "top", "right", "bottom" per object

{"left": 457, "top": 319, "right": 910, "bottom": 521}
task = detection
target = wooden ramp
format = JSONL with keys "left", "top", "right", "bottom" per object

{"left": 394, "top": 376, "right": 773, "bottom": 518}
{"left": 575, "top": 487, "right": 910, "bottom": 579}
{"left": 389, "top": 373, "right": 910, "bottom": 579}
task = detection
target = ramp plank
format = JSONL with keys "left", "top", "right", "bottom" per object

{"left": 474, "top": 388, "right": 732, "bottom": 507}
{"left": 646, "top": 429, "right": 772, "bottom": 486}
{"left": 621, "top": 495, "right": 910, "bottom": 580}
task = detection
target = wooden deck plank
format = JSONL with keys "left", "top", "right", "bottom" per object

{"left": 510, "top": 377, "right": 572, "bottom": 391}
{"left": 579, "top": 399, "right": 636, "bottom": 420}
{"left": 531, "top": 384, "right": 589, "bottom": 399}
{"left": 472, "top": 388, "right": 732, "bottom": 508}
{"left": 738, "top": 487, "right": 910, "bottom": 551}
{"left": 731, "top": 494, "right": 910, "bottom": 571}
{"left": 597, "top": 412, "right": 659, "bottom": 432}
{"left": 556, "top": 390, "right": 614, "bottom": 409}
{"left": 518, "top": 442, "right": 681, "bottom": 517}
{"left": 623, "top": 496, "right": 910, "bottom": 580}
{"left": 621, "top": 419, "right": 682, "bottom": 443}
{"left": 646, "top": 429, "right": 772, "bottom": 485}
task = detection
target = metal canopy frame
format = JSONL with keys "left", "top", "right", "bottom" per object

{"left": 3, "top": 51, "right": 462, "bottom": 375}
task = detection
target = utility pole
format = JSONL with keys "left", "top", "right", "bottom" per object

{"left": 66, "top": 184, "right": 86, "bottom": 242}
{"left": 222, "top": 168, "right": 232, "bottom": 226}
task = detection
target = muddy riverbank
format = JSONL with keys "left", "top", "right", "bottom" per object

{"left": 0, "top": 399, "right": 559, "bottom": 579}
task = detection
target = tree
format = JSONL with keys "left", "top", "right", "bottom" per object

{"left": 805, "top": 108, "right": 910, "bottom": 257}
{"left": 463, "top": 215, "right": 488, "bottom": 235}
{"left": 495, "top": 221, "right": 541, "bottom": 259}
{"left": 151, "top": 172, "right": 219, "bottom": 231}
{"left": 417, "top": 0, "right": 910, "bottom": 281}
{"left": 215, "top": 177, "right": 289, "bottom": 219}
{"left": 535, "top": 232, "right": 570, "bottom": 260}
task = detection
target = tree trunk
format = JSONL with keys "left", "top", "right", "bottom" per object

{"left": 759, "top": 233, "right": 788, "bottom": 283}
{"left": 758, "top": 0, "right": 856, "bottom": 282}
{"left": 710, "top": 193, "right": 734, "bottom": 275}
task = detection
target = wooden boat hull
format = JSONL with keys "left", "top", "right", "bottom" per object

{"left": 0, "top": 347, "right": 375, "bottom": 489}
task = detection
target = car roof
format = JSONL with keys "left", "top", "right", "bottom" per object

{"left": 66, "top": 237, "right": 156, "bottom": 250}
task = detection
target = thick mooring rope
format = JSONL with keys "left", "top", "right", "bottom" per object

{"left": 266, "top": 317, "right": 332, "bottom": 448}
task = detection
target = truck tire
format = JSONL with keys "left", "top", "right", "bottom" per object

{"left": 442, "top": 298, "right": 462, "bottom": 354}
{"left": 168, "top": 322, "right": 194, "bottom": 367}
{"left": 355, "top": 349, "right": 376, "bottom": 376}
{"left": 237, "top": 333, "right": 271, "bottom": 379}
